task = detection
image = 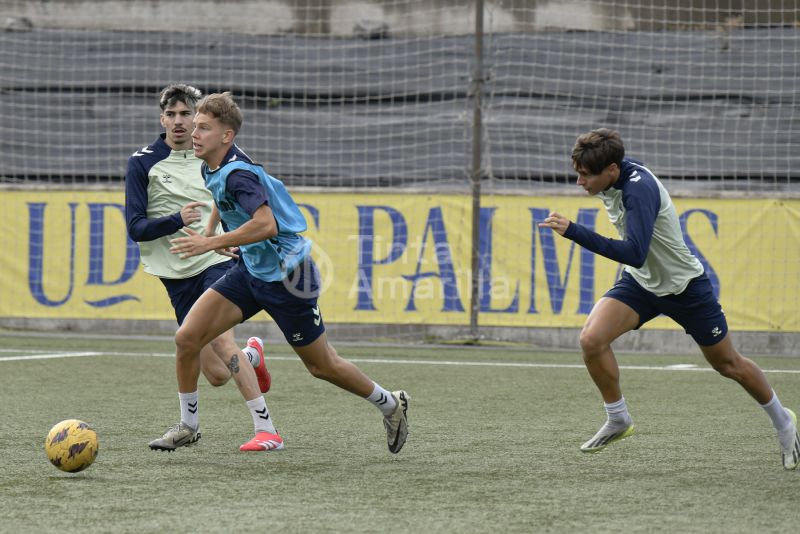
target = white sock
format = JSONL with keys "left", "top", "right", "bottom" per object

{"left": 246, "top": 396, "right": 277, "bottom": 434}
{"left": 604, "top": 397, "right": 632, "bottom": 426}
{"left": 761, "top": 390, "right": 793, "bottom": 432}
{"left": 242, "top": 345, "right": 260, "bottom": 369}
{"left": 179, "top": 391, "right": 199, "bottom": 430}
{"left": 367, "top": 383, "right": 397, "bottom": 417}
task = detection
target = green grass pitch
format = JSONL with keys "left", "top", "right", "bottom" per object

{"left": 1, "top": 331, "right": 798, "bottom": 533}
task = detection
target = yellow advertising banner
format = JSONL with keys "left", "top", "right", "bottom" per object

{"left": 0, "top": 191, "right": 797, "bottom": 331}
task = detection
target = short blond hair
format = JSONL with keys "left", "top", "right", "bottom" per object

{"left": 196, "top": 92, "right": 243, "bottom": 134}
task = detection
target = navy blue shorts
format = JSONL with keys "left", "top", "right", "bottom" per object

{"left": 160, "top": 260, "right": 235, "bottom": 325}
{"left": 604, "top": 271, "right": 728, "bottom": 346}
{"left": 210, "top": 258, "right": 325, "bottom": 347}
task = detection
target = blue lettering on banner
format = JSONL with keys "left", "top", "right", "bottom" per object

{"left": 679, "top": 209, "right": 720, "bottom": 298}
{"left": 28, "top": 202, "right": 77, "bottom": 307}
{"left": 529, "top": 208, "right": 598, "bottom": 315}
{"left": 402, "top": 207, "right": 464, "bottom": 312}
{"left": 27, "top": 202, "right": 140, "bottom": 308}
{"left": 84, "top": 203, "right": 140, "bottom": 307}
{"left": 355, "top": 205, "right": 408, "bottom": 310}
{"left": 479, "top": 207, "right": 519, "bottom": 313}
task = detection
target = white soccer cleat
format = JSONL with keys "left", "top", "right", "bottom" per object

{"left": 780, "top": 409, "right": 799, "bottom": 470}
{"left": 148, "top": 422, "right": 201, "bottom": 451}
{"left": 383, "top": 390, "right": 410, "bottom": 454}
{"left": 580, "top": 421, "right": 635, "bottom": 452}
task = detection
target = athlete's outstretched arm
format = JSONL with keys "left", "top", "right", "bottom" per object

{"left": 539, "top": 207, "right": 654, "bottom": 268}
{"left": 169, "top": 204, "right": 277, "bottom": 259}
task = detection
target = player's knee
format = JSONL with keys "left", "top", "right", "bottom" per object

{"left": 175, "top": 327, "right": 203, "bottom": 357}
{"left": 304, "top": 361, "right": 328, "bottom": 380}
{"left": 579, "top": 328, "right": 606, "bottom": 356}
{"left": 710, "top": 360, "right": 737, "bottom": 380}
{"left": 302, "top": 345, "right": 341, "bottom": 381}
{"left": 203, "top": 371, "right": 229, "bottom": 387}
{"left": 711, "top": 355, "right": 748, "bottom": 380}
{"left": 708, "top": 351, "right": 744, "bottom": 380}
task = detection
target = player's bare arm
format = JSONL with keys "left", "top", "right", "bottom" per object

{"left": 538, "top": 211, "right": 570, "bottom": 236}
{"left": 170, "top": 204, "right": 277, "bottom": 259}
{"left": 202, "top": 204, "right": 240, "bottom": 259}
{"left": 204, "top": 204, "right": 221, "bottom": 237}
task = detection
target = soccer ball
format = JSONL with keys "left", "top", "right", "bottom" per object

{"left": 44, "top": 419, "right": 99, "bottom": 473}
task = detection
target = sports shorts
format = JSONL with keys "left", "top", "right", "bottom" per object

{"left": 160, "top": 260, "right": 235, "bottom": 325}
{"left": 604, "top": 271, "right": 728, "bottom": 346}
{"left": 210, "top": 257, "right": 325, "bottom": 347}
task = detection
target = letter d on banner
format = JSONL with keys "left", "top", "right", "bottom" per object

{"left": 355, "top": 206, "right": 408, "bottom": 310}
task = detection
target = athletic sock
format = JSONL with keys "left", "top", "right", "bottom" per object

{"left": 604, "top": 397, "right": 632, "bottom": 427}
{"left": 242, "top": 346, "right": 260, "bottom": 368}
{"left": 246, "top": 396, "right": 277, "bottom": 434}
{"left": 367, "top": 382, "right": 397, "bottom": 417}
{"left": 761, "top": 390, "right": 793, "bottom": 432}
{"left": 179, "top": 391, "right": 199, "bottom": 431}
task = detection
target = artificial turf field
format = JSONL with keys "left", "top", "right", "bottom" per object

{"left": 1, "top": 330, "right": 798, "bottom": 533}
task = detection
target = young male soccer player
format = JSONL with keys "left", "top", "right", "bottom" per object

{"left": 168, "top": 91, "right": 410, "bottom": 453}
{"left": 125, "top": 84, "right": 273, "bottom": 450}
{"left": 538, "top": 128, "right": 799, "bottom": 469}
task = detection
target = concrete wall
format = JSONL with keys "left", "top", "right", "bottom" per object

{"left": 4, "top": 1, "right": 797, "bottom": 35}
{"left": 1, "top": 317, "right": 797, "bottom": 355}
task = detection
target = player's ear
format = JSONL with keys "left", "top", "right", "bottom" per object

{"left": 222, "top": 129, "right": 235, "bottom": 144}
{"left": 159, "top": 113, "right": 167, "bottom": 128}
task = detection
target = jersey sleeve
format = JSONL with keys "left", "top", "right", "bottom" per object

{"left": 226, "top": 169, "right": 269, "bottom": 216}
{"left": 124, "top": 155, "right": 184, "bottom": 242}
{"left": 563, "top": 181, "right": 659, "bottom": 268}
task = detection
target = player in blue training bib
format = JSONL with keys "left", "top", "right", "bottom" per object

{"left": 169, "top": 92, "right": 410, "bottom": 454}
{"left": 539, "top": 128, "right": 799, "bottom": 469}
{"left": 125, "top": 84, "right": 274, "bottom": 452}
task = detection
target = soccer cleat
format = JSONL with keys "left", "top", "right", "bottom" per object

{"left": 780, "top": 408, "right": 799, "bottom": 470}
{"left": 148, "top": 422, "right": 201, "bottom": 451}
{"left": 383, "top": 390, "right": 410, "bottom": 454}
{"left": 248, "top": 336, "right": 271, "bottom": 393}
{"left": 580, "top": 421, "right": 635, "bottom": 452}
{"left": 239, "top": 431, "right": 284, "bottom": 452}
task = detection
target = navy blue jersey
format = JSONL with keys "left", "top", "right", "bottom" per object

{"left": 124, "top": 134, "right": 227, "bottom": 278}
{"left": 565, "top": 158, "right": 703, "bottom": 295}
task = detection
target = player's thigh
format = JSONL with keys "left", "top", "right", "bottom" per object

{"left": 582, "top": 296, "right": 641, "bottom": 347}
{"left": 291, "top": 331, "right": 334, "bottom": 370}
{"left": 698, "top": 333, "right": 738, "bottom": 368}
{"left": 180, "top": 289, "right": 244, "bottom": 348}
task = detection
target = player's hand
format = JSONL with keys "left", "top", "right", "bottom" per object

{"left": 180, "top": 201, "right": 207, "bottom": 226}
{"left": 203, "top": 229, "right": 239, "bottom": 259}
{"left": 215, "top": 246, "right": 239, "bottom": 260}
{"left": 169, "top": 227, "right": 211, "bottom": 259}
{"left": 537, "top": 211, "right": 570, "bottom": 236}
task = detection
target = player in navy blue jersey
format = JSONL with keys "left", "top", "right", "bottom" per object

{"left": 539, "top": 128, "right": 799, "bottom": 469}
{"left": 168, "top": 92, "right": 409, "bottom": 453}
{"left": 125, "top": 84, "right": 273, "bottom": 451}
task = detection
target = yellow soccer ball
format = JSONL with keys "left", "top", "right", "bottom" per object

{"left": 44, "top": 419, "right": 99, "bottom": 473}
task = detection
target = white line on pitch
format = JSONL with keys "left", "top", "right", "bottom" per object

{"left": 2, "top": 350, "right": 800, "bottom": 374}
{"left": 0, "top": 351, "right": 103, "bottom": 362}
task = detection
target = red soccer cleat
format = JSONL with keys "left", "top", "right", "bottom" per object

{"left": 248, "top": 336, "right": 271, "bottom": 393}
{"left": 239, "top": 432, "right": 284, "bottom": 452}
